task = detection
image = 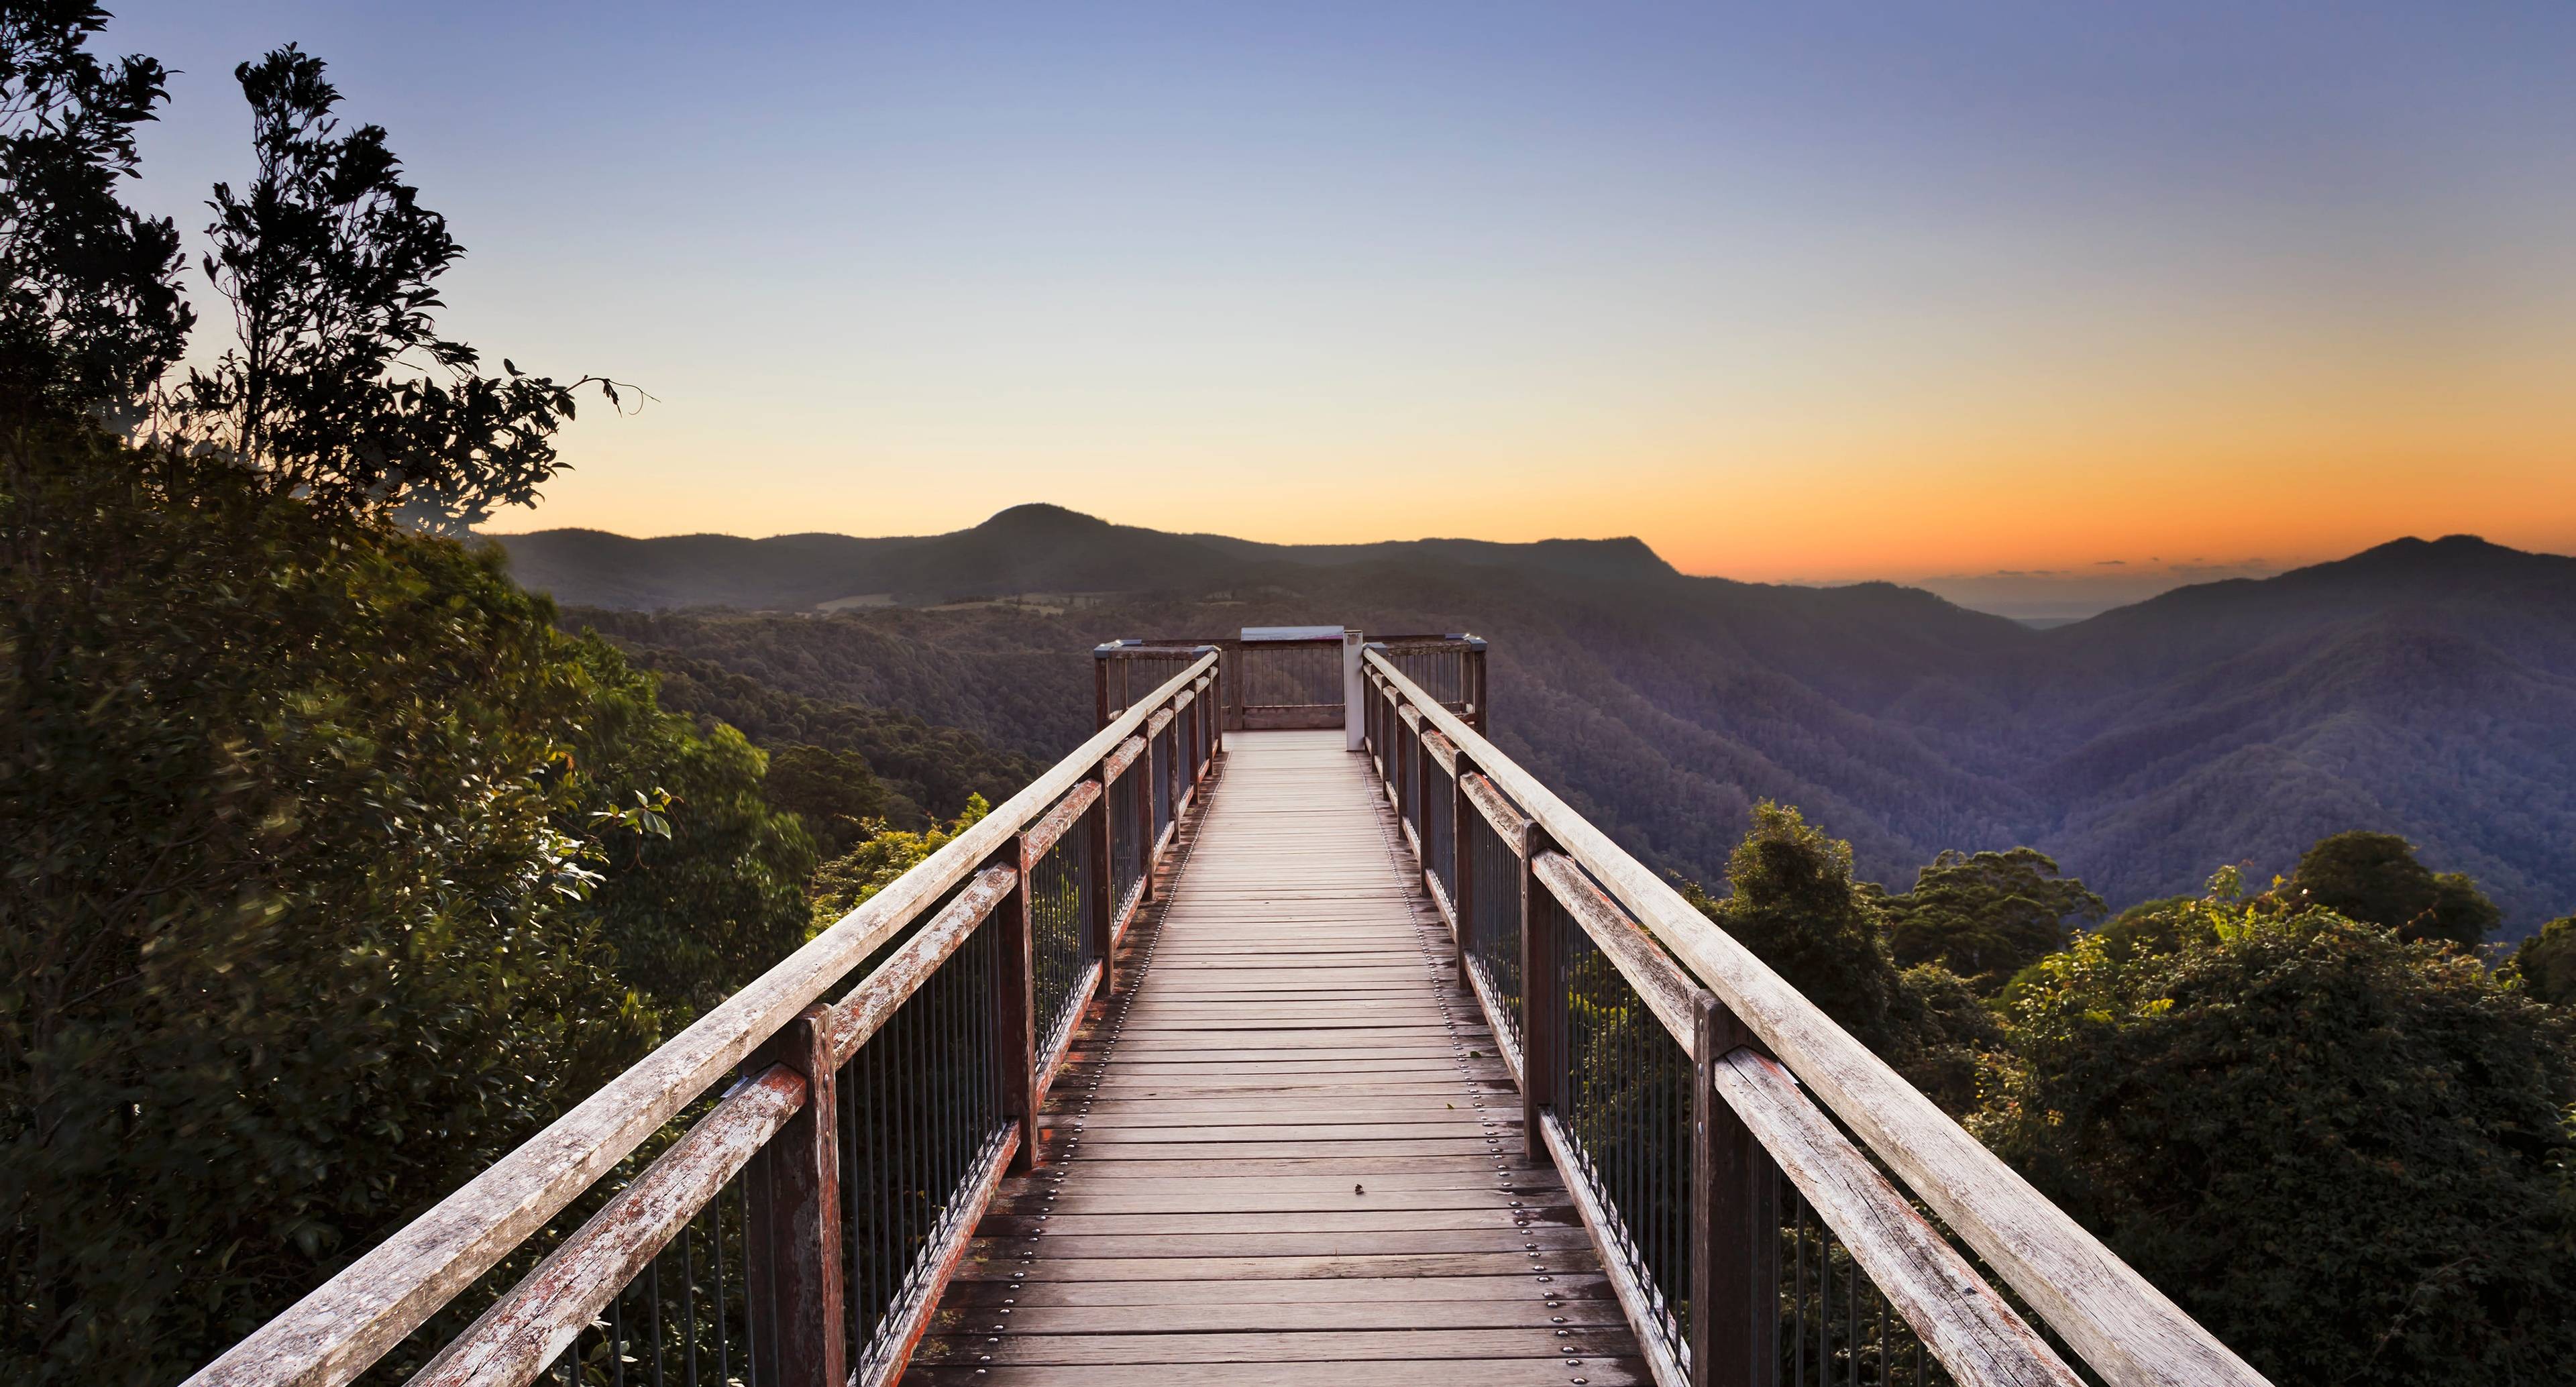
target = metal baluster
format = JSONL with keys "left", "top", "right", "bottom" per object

{"left": 1796, "top": 1192, "right": 1809, "bottom": 1387}
{"left": 1845, "top": 1236, "right": 1858, "bottom": 1387}
{"left": 714, "top": 1187, "right": 731, "bottom": 1387}
{"left": 682, "top": 1221, "right": 698, "bottom": 1387}
{"left": 649, "top": 1252, "right": 666, "bottom": 1387}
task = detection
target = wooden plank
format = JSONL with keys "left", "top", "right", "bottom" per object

{"left": 1367, "top": 653, "right": 2269, "bottom": 1387}
{"left": 918, "top": 729, "right": 1644, "bottom": 1380}
{"left": 956, "top": 1251, "right": 1574, "bottom": 1281}
{"left": 1102, "top": 735, "right": 1146, "bottom": 783}
{"left": 1421, "top": 728, "right": 1458, "bottom": 775}
{"left": 910, "top": 1327, "right": 1635, "bottom": 1366}
{"left": 936, "top": 1272, "right": 1615, "bottom": 1306}
{"left": 904, "top": 1359, "right": 1654, "bottom": 1387}
{"left": 928, "top": 1299, "right": 1629, "bottom": 1333}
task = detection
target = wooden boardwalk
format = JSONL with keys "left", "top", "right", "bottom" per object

{"left": 908, "top": 730, "right": 1647, "bottom": 1385}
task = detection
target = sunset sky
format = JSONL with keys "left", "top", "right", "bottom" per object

{"left": 113, "top": 1, "right": 2575, "bottom": 608}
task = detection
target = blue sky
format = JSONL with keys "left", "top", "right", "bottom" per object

{"left": 104, "top": 1, "right": 2576, "bottom": 610}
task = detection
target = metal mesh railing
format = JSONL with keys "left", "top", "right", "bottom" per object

{"left": 1463, "top": 799, "right": 1524, "bottom": 1068}
{"left": 1107, "top": 765, "right": 1144, "bottom": 928}
{"left": 1237, "top": 641, "right": 1342, "bottom": 710}
{"left": 1098, "top": 649, "right": 1202, "bottom": 720}
{"left": 1150, "top": 723, "right": 1175, "bottom": 846}
{"left": 1555, "top": 912, "right": 1695, "bottom": 1374}
{"left": 535, "top": 1180, "right": 761, "bottom": 1387}
{"left": 1029, "top": 799, "right": 1095, "bottom": 1067}
{"left": 1779, "top": 1172, "right": 1954, "bottom": 1387}
{"left": 1379, "top": 645, "right": 1468, "bottom": 704}
{"left": 839, "top": 920, "right": 1008, "bottom": 1383}
{"left": 1423, "top": 756, "right": 1456, "bottom": 909}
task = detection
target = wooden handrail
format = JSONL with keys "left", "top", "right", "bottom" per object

{"left": 1102, "top": 734, "right": 1146, "bottom": 783}
{"left": 1020, "top": 779, "right": 1102, "bottom": 866}
{"left": 820, "top": 865, "right": 1018, "bottom": 1070}
{"left": 1460, "top": 772, "right": 1527, "bottom": 855}
{"left": 1421, "top": 728, "right": 1458, "bottom": 775}
{"left": 1713, "top": 1050, "right": 2082, "bottom": 1387}
{"left": 188, "top": 651, "right": 1218, "bottom": 1387}
{"left": 1530, "top": 850, "right": 1698, "bottom": 1053}
{"left": 1363, "top": 648, "right": 2265, "bottom": 1387}
{"left": 407, "top": 1066, "right": 808, "bottom": 1387}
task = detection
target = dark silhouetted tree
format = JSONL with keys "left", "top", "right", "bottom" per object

{"left": 2508, "top": 915, "right": 2576, "bottom": 1007}
{"left": 761, "top": 742, "right": 891, "bottom": 858}
{"left": 1976, "top": 884, "right": 2576, "bottom": 1386}
{"left": 174, "top": 46, "right": 629, "bottom": 529}
{"left": 1881, "top": 846, "right": 2105, "bottom": 992}
{"left": 0, "top": 0, "right": 189, "bottom": 423}
{"left": 2289, "top": 830, "right": 2499, "bottom": 949}
{"left": 1686, "top": 802, "right": 1998, "bottom": 1113}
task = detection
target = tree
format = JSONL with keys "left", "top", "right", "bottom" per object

{"left": 2507, "top": 915, "right": 2576, "bottom": 1007}
{"left": 761, "top": 743, "right": 891, "bottom": 858}
{"left": 174, "top": 46, "right": 626, "bottom": 529}
{"left": 0, "top": 0, "right": 189, "bottom": 425}
{"left": 2288, "top": 830, "right": 2500, "bottom": 949}
{"left": 809, "top": 795, "right": 991, "bottom": 935}
{"left": 551, "top": 641, "right": 816, "bottom": 1026}
{"left": 1880, "top": 846, "right": 2105, "bottom": 992}
{"left": 4, "top": 443, "right": 625, "bottom": 1380}
{"left": 2, "top": 436, "right": 820, "bottom": 1382}
{"left": 1, "top": 18, "right": 792, "bottom": 1382}
{"left": 1974, "top": 884, "right": 2576, "bottom": 1386}
{"left": 1687, "top": 802, "right": 1998, "bottom": 1113}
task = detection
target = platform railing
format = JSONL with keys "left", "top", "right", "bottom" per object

{"left": 1362, "top": 647, "right": 2267, "bottom": 1387}
{"left": 187, "top": 652, "right": 1223, "bottom": 1387}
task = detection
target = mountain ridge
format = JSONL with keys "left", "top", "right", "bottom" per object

{"left": 504, "top": 516, "right": 2576, "bottom": 936}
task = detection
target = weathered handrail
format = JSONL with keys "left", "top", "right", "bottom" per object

{"left": 190, "top": 651, "right": 1221, "bottom": 1387}
{"left": 405, "top": 1066, "right": 808, "bottom": 1386}
{"left": 1364, "top": 647, "right": 2265, "bottom": 1387}
{"left": 1709, "top": 1050, "right": 2080, "bottom": 1387}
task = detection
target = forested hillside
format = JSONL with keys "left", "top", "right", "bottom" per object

{"left": 515, "top": 512, "right": 2576, "bottom": 935}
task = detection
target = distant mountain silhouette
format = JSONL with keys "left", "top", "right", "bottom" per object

{"left": 508, "top": 516, "right": 2576, "bottom": 936}
{"left": 488, "top": 504, "right": 1673, "bottom": 609}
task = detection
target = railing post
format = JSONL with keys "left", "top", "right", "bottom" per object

{"left": 1466, "top": 640, "right": 1489, "bottom": 734}
{"left": 1518, "top": 823, "right": 1558, "bottom": 1162}
{"left": 1087, "top": 764, "right": 1115, "bottom": 999}
{"left": 1413, "top": 719, "right": 1434, "bottom": 850}
{"left": 1342, "top": 628, "right": 1366, "bottom": 751}
{"left": 1211, "top": 657, "right": 1226, "bottom": 753}
{"left": 743, "top": 1006, "right": 847, "bottom": 1387}
{"left": 1692, "top": 993, "right": 1777, "bottom": 1387}
{"left": 1093, "top": 646, "right": 1113, "bottom": 732}
{"left": 1452, "top": 755, "right": 1476, "bottom": 997}
{"left": 1136, "top": 726, "right": 1157, "bottom": 903}
{"left": 993, "top": 842, "right": 1039, "bottom": 1173}
{"left": 1393, "top": 708, "right": 1410, "bottom": 826}
{"left": 1190, "top": 692, "right": 1206, "bottom": 785}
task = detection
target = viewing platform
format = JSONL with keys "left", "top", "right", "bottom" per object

{"left": 189, "top": 632, "right": 2268, "bottom": 1387}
